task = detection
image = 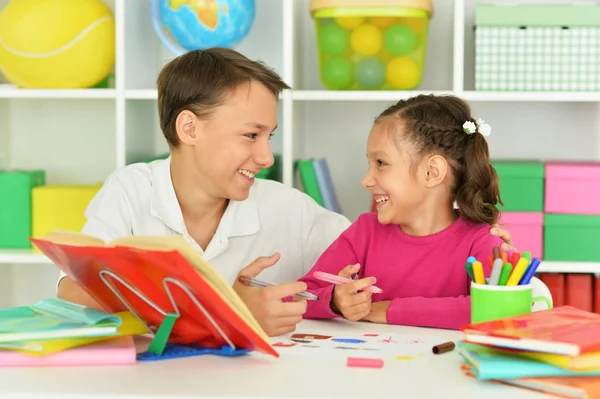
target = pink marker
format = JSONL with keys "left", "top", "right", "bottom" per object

{"left": 312, "top": 271, "right": 383, "bottom": 294}
{"left": 347, "top": 357, "right": 384, "bottom": 368}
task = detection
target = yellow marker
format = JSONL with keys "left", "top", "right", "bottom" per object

{"left": 472, "top": 261, "right": 485, "bottom": 284}
{"left": 506, "top": 257, "right": 530, "bottom": 286}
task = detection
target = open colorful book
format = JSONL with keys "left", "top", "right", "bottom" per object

{"left": 30, "top": 231, "right": 277, "bottom": 357}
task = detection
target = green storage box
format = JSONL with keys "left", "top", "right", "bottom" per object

{"left": 544, "top": 214, "right": 600, "bottom": 262}
{"left": 492, "top": 161, "right": 544, "bottom": 212}
{"left": 0, "top": 170, "right": 45, "bottom": 248}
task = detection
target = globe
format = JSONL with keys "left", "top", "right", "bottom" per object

{"left": 151, "top": 0, "right": 255, "bottom": 55}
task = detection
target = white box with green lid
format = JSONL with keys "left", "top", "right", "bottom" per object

{"left": 310, "top": 0, "right": 433, "bottom": 90}
{"left": 475, "top": 1, "right": 600, "bottom": 92}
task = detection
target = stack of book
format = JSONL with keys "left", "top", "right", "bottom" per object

{"left": 458, "top": 306, "right": 600, "bottom": 398}
{"left": 0, "top": 298, "right": 148, "bottom": 367}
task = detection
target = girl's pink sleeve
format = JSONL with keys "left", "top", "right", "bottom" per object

{"left": 297, "top": 216, "right": 366, "bottom": 319}
{"left": 386, "top": 229, "right": 498, "bottom": 330}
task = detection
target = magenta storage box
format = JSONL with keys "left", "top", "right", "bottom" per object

{"left": 545, "top": 162, "right": 600, "bottom": 215}
{"left": 498, "top": 212, "right": 544, "bottom": 259}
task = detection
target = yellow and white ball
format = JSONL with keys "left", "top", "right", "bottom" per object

{"left": 0, "top": 0, "right": 115, "bottom": 88}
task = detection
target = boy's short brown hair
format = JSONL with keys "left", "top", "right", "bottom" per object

{"left": 157, "top": 48, "right": 290, "bottom": 147}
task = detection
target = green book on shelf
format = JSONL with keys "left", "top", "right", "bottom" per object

{"left": 296, "top": 159, "right": 324, "bottom": 207}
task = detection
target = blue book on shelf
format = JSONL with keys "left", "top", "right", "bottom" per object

{"left": 312, "top": 158, "right": 342, "bottom": 213}
{"left": 0, "top": 298, "right": 122, "bottom": 343}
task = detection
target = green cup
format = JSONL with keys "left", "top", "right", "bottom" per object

{"left": 470, "top": 282, "right": 553, "bottom": 324}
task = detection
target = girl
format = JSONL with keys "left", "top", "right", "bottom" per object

{"left": 299, "top": 94, "right": 501, "bottom": 330}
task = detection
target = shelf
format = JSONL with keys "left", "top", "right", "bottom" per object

{"left": 0, "top": 250, "right": 52, "bottom": 265}
{"left": 462, "top": 91, "right": 600, "bottom": 103}
{"left": 0, "top": 88, "right": 116, "bottom": 99}
{"left": 537, "top": 261, "right": 600, "bottom": 274}
{"left": 291, "top": 90, "right": 454, "bottom": 102}
{"left": 291, "top": 90, "right": 600, "bottom": 103}
{"left": 125, "top": 90, "right": 158, "bottom": 100}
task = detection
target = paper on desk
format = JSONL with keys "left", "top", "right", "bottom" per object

{"left": 271, "top": 330, "right": 448, "bottom": 363}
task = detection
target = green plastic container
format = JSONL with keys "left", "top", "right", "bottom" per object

{"left": 0, "top": 170, "right": 45, "bottom": 248}
{"left": 492, "top": 160, "right": 544, "bottom": 212}
{"left": 544, "top": 214, "right": 600, "bottom": 262}
{"left": 310, "top": 0, "right": 432, "bottom": 90}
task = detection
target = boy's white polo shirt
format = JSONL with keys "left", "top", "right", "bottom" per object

{"left": 57, "top": 157, "right": 351, "bottom": 287}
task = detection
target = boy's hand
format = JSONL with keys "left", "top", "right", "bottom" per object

{"left": 233, "top": 253, "right": 308, "bottom": 337}
{"left": 331, "top": 264, "right": 375, "bottom": 322}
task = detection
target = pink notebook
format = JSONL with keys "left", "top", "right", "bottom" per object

{"left": 0, "top": 336, "right": 136, "bottom": 367}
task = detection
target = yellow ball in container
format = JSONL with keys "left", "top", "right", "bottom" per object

{"left": 0, "top": 0, "right": 115, "bottom": 88}
{"left": 334, "top": 16, "right": 365, "bottom": 30}
{"left": 386, "top": 57, "right": 421, "bottom": 89}
{"left": 350, "top": 23, "right": 382, "bottom": 57}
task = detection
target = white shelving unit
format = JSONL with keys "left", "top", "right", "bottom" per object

{"left": 1, "top": 0, "right": 600, "bottom": 305}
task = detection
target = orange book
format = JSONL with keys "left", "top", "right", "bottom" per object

{"left": 461, "top": 306, "right": 600, "bottom": 357}
{"left": 30, "top": 231, "right": 277, "bottom": 358}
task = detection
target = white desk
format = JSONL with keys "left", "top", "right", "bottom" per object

{"left": 0, "top": 319, "right": 554, "bottom": 399}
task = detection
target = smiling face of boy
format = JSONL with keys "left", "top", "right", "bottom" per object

{"left": 175, "top": 80, "right": 278, "bottom": 201}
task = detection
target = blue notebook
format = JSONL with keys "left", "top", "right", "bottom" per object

{"left": 458, "top": 346, "right": 600, "bottom": 380}
{"left": 312, "top": 158, "right": 342, "bottom": 213}
{"left": 0, "top": 298, "right": 121, "bottom": 343}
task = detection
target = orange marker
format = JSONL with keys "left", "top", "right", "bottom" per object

{"left": 487, "top": 255, "right": 494, "bottom": 269}
{"left": 506, "top": 257, "right": 530, "bottom": 286}
{"left": 501, "top": 251, "right": 508, "bottom": 264}
{"left": 472, "top": 261, "right": 486, "bottom": 285}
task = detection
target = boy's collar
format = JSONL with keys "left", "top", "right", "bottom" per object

{"left": 149, "top": 156, "right": 259, "bottom": 239}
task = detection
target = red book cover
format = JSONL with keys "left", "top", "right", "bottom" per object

{"left": 539, "top": 273, "right": 565, "bottom": 307}
{"left": 565, "top": 274, "right": 593, "bottom": 312}
{"left": 30, "top": 233, "right": 278, "bottom": 358}
{"left": 461, "top": 306, "right": 600, "bottom": 356}
{"left": 595, "top": 277, "right": 600, "bottom": 314}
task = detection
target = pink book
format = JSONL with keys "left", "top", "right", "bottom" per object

{"left": 0, "top": 336, "right": 136, "bottom": 367}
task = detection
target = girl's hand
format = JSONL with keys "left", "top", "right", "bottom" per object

{"left": 491, "top": 224, "right": 516, "bottom": 252}
{"left": 331, "top": 264, "right": 374, "bottom": 322}
{"left": 362, "top": 301, "right": 391, "bottom": 324}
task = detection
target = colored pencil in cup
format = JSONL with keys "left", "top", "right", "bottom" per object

{"left": 519, "top": 258, "right": 541, "bottom": 285}
{"left": 489, "top": 258, "right": 504, "bottom": 285}
{"left": 497, "top": 263, "right": 513, "bottom": 286}
{"left": 472, "top": 261, "right": 486, "bottom": 285}
{"left": 312, "top": 271, "right": 383, "bottom": 294}
{"left": 465, "top": 262, "right": 475, "bottom": 282}
{"left": 506, "top": 257, "right": 530, "bottom": 286}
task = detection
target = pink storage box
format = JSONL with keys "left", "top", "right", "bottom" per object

{"left": 545, "top": 162, "right": 600, "bottom": 215}
{"left": 498, "top": 212, "right": 543, "bottom": 259}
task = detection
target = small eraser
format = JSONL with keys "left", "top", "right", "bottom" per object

{"left": 346, "top": 357, "right": 384, "bottom": 368}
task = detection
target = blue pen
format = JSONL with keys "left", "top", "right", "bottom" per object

{"left": 519, "top": 257, "right": 541, "bottom": 285}
{"left": 467, "top": 256, "right": 476, "bottom": 264}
